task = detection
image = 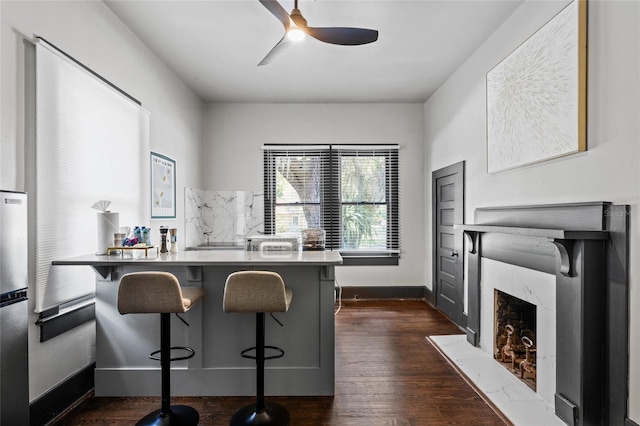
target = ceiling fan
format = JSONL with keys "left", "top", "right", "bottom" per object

{"left": 257, "top": 0, "right": 379, "bottom": 65}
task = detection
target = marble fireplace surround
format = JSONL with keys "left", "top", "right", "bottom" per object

{"left": 456, "top": 202, "right": 629, "bottom": 426}
{"left": 481, "top": 259, "right": 556, "bottom": 409}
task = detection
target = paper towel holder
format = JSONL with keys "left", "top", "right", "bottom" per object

{"left": 92, "top": 200, "right": 119, "bottom": 255}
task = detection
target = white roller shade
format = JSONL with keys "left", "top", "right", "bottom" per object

{"left": 35, "top": 39, "right": 150, "bottom": 312}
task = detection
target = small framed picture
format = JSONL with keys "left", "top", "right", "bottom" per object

{"left": 150, "top": 151, "right": 176, "bottom": 219}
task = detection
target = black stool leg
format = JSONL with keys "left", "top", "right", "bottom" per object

{"left": 230, "top": 313, "right": 290, "bottom": 426}
{"left": 256, "top": 312, "right": 265, "bottom": 413}
{"left": 136, "top": 313, "right": 199, "bottom": 426}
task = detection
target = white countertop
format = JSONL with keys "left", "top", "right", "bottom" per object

{"left": 52, "top": 249, "right": 343, "bottom": 266}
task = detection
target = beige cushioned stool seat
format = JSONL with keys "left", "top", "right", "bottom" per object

{"left": 223, "top": 271, "right": 292, "bottom": 313}
{"left": 118, "top": 271, "right": 205, "bottom": 314}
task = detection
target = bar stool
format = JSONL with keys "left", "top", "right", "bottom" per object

{"left": 117, "top": 271, "right": 205, "bottom": 426}
{"left": 223, "top": 271, "right": 293, "bottom": 426}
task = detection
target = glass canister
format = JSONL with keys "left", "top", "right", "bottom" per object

{"left": 301, "top": 228, "right": 325, "bottom": 251}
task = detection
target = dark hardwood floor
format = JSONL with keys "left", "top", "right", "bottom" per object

{"left": 52, "top": 299, "right": 505, "bottom": 425}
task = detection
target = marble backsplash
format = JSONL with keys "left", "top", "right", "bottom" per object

{"left": 184, "top": 188, "right": 264, "bottom": 248}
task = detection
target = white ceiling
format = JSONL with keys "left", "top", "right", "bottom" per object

{"left": 104, "top": 0, "right": 523, "bottom": 103}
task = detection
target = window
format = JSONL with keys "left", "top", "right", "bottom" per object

{"left": 264, "top": 144, "right": 399, "bottom": 265}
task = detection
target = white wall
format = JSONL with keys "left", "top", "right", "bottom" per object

{"left": 204, "top": 103, "right": 425, "bottom": 288}
{"left": 424, "top": 0, "right": 640, "bottom": 422}
{"left": 1, "top": 1, "right": 205, "bottom": 401}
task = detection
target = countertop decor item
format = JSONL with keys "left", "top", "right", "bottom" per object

{"left": 302, "top": 228, "right": 325, "bottom": 251}
{"left": 170, "top": 228, "right": 178, "bottom": 253}
{"left": 159, "top": 226, "right": 169, "bottom": 253}
{"left": 92, "top": 200, "right": 119, "bottom": 256}
{"left": 106, "top": 245, "right": 157, "bottom": 257}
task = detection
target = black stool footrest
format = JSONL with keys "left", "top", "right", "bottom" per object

{"left": 240, "top": 345, "right": 285, "bottom": 360}
{"left": 149, "top": 346, "right": 195, "bottom": 362}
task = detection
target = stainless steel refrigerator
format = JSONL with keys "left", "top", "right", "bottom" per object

{"left": 0, "top": 190, "right": 29, "bottom": 425}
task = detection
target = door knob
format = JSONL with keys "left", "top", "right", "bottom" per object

{"left": 450, "top": 251, "right": 458, "bottom": 257}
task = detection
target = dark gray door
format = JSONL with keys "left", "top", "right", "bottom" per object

{"left": 432, "top": 162, "right": 464, "bottom": 326}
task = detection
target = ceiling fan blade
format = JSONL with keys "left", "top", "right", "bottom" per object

{"left": 290, "top": 10, "right": 307, "bottom": 28}
{"left": 258, "top": 35, "right": 290, "bottom": 66}
{"left": 258, "top": 0, "right": 290, "bottom": 30}
{"left": 305, "top": 27, "right": 379, "bottom": 46}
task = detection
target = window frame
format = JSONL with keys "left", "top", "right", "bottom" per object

{"left": 264, "top": 144, "right": 399, "bottom": 265}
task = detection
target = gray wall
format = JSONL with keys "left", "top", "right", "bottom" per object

{"left": 424, "top": 0, "right": 640, "bottom": 421}
{"left": 1, "top": 1, "right": 205, "bottom": 401}
{"left": 204, "top": 103, "right": 425, "bottom": 289}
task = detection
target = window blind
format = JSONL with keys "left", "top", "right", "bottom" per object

{"left": 331, "top": 145, "right": 399, "bottom": 253}
{"left": 34, "top": 39, "right": 150, "bottom": 312}
{"left": 263, "top": 144, "right": 399, "bottom": 257}
{"left": 263, "top": 145, "right": 332, "bottom": 235}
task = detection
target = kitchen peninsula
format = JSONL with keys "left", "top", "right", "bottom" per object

{"left": 52, "top": 250, "right": 342, "bottom": 396}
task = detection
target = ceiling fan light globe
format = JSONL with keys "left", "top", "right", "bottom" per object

{"left": 287, "top": 28, "right": 305, "bottom": 41}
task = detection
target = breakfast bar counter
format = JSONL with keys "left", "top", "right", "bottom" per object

{"left": 53, "top": 250, "right": 342, "bottom": 397}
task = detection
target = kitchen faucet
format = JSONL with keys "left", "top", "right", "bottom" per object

{"left": 203, "top": 231, "right": 212, "bottom": 246}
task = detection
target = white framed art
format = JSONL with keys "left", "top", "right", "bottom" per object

{"left": 151, "top": 151, "right": 176, "bottom": 219}
{"left": 486, "top": 0, "right": 587, "bottom": 173}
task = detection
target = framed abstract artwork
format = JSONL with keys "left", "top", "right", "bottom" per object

{"left": 151, "top": 151, "right": 176, "bottom": 219}
{"left": 486, "top": 0, "right": 587, "bottom": 173}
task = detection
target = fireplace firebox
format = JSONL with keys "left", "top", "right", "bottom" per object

{"left": 494, "top": 290, "right": 537, "bottom": 390}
